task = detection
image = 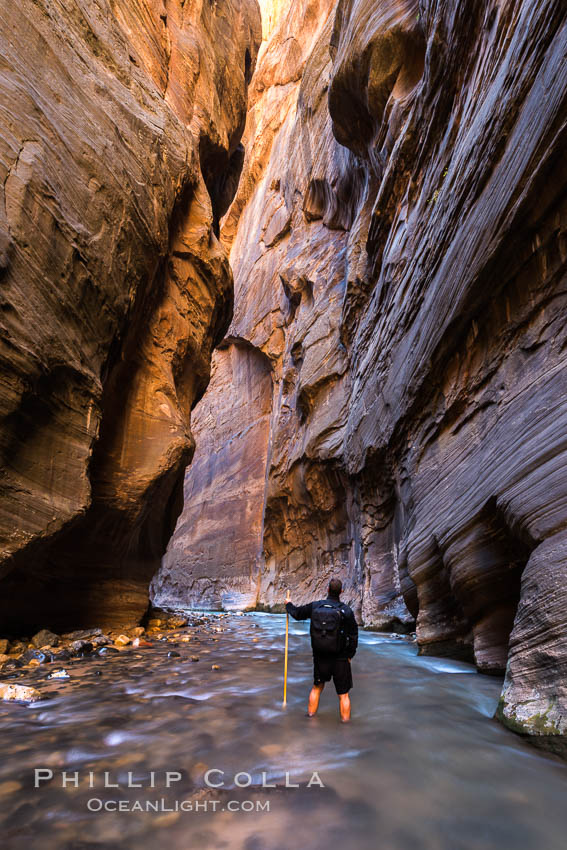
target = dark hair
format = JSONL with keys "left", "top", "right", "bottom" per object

{"left": 328, "top": 578, "right": 342, "bottom": 599}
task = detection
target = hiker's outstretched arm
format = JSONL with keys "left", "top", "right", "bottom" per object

{"left": 285, "top": 601, "right": 313, "bottom": 620}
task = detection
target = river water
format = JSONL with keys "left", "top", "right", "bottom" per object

{"left": 0, "top": 612, "right": 565, "bottom": 849}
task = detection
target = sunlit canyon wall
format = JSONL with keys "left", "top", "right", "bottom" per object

{"left": 0, "top": 0, "right": 261, "bottom": 630}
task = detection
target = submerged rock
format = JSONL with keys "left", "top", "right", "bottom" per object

{"left": 47, "top": 669, "right": 70, "bottom": 680}
{"left": 96, "top": 647, "right": 120, "bottom": 657}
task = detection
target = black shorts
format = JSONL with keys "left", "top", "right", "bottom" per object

{"left": 313, "top": 653, "right": 353, "bottom": 695}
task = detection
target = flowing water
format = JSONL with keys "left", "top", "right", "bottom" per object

{"left": 0, "top": 612, "right": 565, "bottom": 849}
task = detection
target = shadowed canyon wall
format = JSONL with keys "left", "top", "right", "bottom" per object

{"left": 0, "top": 0, "right": 261, "bottom": 630}
{"left": 154, "top": 0, "right": 567, "bottom": 748}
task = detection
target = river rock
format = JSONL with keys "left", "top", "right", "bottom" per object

{"left": 167, "top": 616, "right": 188, "bottom": 629}
{"left": 0, "top": 683, "right": 41, "bottom": 703}
{"left": 47, "top": 669, "right": 70, "bottom": 680}
{"left": 62, "top": 629, "right": 102, "bottom": 642}
{"left": 20, "top": 649, "right": 44, "bottom": 665}
{"left": 96, "top": 646, "right": 120, "bottom": 657}
{"left": 53, "top": 649, "right": 71, "bottom": 662}
{"left": 0, "top": 639, "right": 9, "bottom": 655}
{"left": 0, "top": 659, "right": 23, "bottom": 672}
{"left": 31, "top": 630, "right": 60, "bottom": 649}
{"left": 147, "top": 610, "right": 188, "bottom": 630}
{"left": 70, "top": 640, "right": 93, "bottom": 656}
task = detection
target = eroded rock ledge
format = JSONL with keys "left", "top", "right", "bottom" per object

{"left": 153, "top": 0, "right": 567, "bottom": 749}
{"left": 0, "top": 0, "right": 261, "bottom": 630}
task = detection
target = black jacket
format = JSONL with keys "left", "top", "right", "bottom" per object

{"left": 286, "top": 596, "right": 358, "bottom": 659}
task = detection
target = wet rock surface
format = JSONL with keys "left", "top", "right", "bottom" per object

{"left": 0, "top": 683, "right": 40, "bottom": 703}
{"left": 0, "top": 609, "right": 192, "bottom": 680}
{"left": 0, "top": 613, "right": 566, "bottom": 850}
{"left": 153, "top": 0, "right": 567, "bottom": 745}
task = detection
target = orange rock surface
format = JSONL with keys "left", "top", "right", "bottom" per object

{"left": 0, "top": 0, "right": 261, "bottom": 629}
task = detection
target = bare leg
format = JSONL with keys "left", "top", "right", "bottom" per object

{"left": 308, "top": 683, "right": 324, "bottom": 716}
{"left": 339, "top": 692, "right": 351, "bottom": 722}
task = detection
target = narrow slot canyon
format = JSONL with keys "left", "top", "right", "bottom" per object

{"left": 153, "top": 0, "right": 567, "bottom": 748}
{"left": 0, "top": 0, "right": 566, "bottom": 847}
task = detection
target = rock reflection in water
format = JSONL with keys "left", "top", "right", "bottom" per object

{"left": 0, "top": 613, "right": 566, "bottom": 849}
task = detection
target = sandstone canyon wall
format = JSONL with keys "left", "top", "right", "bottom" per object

{"left": 0, "top": 0, "right": 261, "bottom": 630}
{"left": 154, "top": 0, "right": 567, "bottom": 749}
{"left": 153, "top": 339, "right": 272, "bottom": 610}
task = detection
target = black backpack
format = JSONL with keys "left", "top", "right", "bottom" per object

{"left": 310, "top": 600, "right": 345, "bottom": 654}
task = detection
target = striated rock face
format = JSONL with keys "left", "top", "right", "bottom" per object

{"left": 0, "top": 0, "right": 261, "bottom": 630}
{"left": 155, "top": 0, "right": 375, "bottom": 616}
{"left": 152, "top": 340, "right": 272, "bottom": 610}
{"left": 154, "top": 0, "right": 567, "bottom": 748}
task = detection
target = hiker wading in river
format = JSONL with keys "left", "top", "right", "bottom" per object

{"left": 286, "top": 578, "right": 358, "bottom": 722}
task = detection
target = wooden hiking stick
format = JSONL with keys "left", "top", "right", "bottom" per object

{"left": 283, "top": 589, "right": 290, "bottom": 707}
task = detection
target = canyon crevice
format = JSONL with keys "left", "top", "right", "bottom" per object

{"left": 153, "top": 0, "right": 567, "bottom": 750}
